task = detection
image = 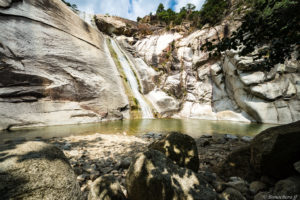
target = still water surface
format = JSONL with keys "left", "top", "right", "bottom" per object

{"left": 0, "top": 119, "right": 277, "bottom": 143}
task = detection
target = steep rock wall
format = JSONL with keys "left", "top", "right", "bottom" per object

{"left": 124, "top": 20, "right": 300, "bottom": 124}
{"left": 0, "top": 0, "right": 129, "bottom": 130}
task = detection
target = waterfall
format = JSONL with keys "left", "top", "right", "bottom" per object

{"left": 110, "top": 39, "right": 154, "bottom": 119}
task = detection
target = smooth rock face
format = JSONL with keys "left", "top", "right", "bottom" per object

{"left": 149, "top": 132, "right": 199, "bottom": 172}
{"left": 88, "top": 175, "right": 126, "bottom": 200}
{"left": 0, "top": 0, "right": 129, "bottom": 130}
{"left": 128, "top": 13, "right": 300, "bottom": 124}
{"left": 126, "top": 149, "right": 217, "bottom": 200}
{"left": 250, "top": 121, "right": 300, "bottom": 179}
{"left": 0, "top": 141, "right": 82, "bottom": 199}
{"left": 146, "top": 89, "right": 179, "bottom": 116}
{"left": 223, "top": 50, "right": 300, "bottom": 124}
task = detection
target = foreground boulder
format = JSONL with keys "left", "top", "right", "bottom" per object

{"left": 218, "top": 121, "right": 300, "bottom": 180}
{"left": 126, "top": 149, "right": 217, "bottom": 200}
{"left": 88, "top": 175, "right": 126, "bottom": 200}
{"left": 0, "top": 141, "right": 82, "bottom": 199}
{"left": 0, "top": 0, "right": 129, "bottom": 130}
{"left": 149, "top": 132, "right": 199, "bottom": 172}
{"left": 217, "top": 146, "right": 258, "bottom": 181}
{"left": 274, "top": 176, "right": 300, "bottom": 195}
{"left": 250, "top": 120, "right": 300, "bottom": 179}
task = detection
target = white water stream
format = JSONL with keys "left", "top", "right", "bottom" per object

{"left": 110, "top": 39, "right": 153, "bottom": 118}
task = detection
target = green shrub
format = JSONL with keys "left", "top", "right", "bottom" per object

{"left": 204, "top": 0, "right": 300, "bottom": 70}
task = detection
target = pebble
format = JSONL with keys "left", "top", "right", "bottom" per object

{"left": 224, "top": 134, "right": 238, "bottom": 141}
{"left": 241, "top": 136, "right": 253, "bottom": 142}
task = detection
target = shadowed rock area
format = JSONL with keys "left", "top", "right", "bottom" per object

{"left": 218, "top": 120, "right": 300, "bottom": 181}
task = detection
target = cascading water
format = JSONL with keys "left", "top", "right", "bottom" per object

{"left": 110, "top": 39, "right": 153, "bottom": 119}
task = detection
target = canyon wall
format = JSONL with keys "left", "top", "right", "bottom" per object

{"left": 117, "top": 18, "right": 300, "bottom": 124}
{"left": 0, "top": 0, "right": 129, "bottom": 130}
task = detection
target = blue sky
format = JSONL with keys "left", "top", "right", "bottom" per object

{"left": 66, "top": 0, "right": 205, "bottom": 21}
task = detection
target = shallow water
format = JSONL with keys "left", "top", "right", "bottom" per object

{"left": 0, "top": 119, "right": 277, "bottom": 143}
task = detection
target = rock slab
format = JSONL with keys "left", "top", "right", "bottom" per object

{"left": 149, "top": 132, "right": 199, "bottom": 172}
{"left": 0, "top": 141, "right": 82, "bottom": 199}
{"left": 126, "top": 149, "right": 217, "bottom": 200}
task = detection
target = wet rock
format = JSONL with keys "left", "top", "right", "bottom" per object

{"left": 220, "top": 187, "right": 246, "bottom": 200}
{"left": 0, "top": 141, "right": 82, "bottom": 199}
{"left": 250, "top": 121, "right": 300, "bottom": 179}
{"left": 88, "top": 175, "right": 126, "bottom": 200}
{"left": 149, "top": 132, "right": 199, "bottom": 172}
{"left": 126, "top": 149, "right": 217, "bottom": 200}
{"left": 274, "top": 176, "right": 300, "bottom": 195}
{"left": 249, "top": 181, "right": 267, "bottom": 194}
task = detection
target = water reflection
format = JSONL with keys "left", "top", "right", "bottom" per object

{"left": 0, "top": 119, "right": 277, "bottom": 143}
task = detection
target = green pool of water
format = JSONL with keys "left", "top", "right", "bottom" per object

{"left": 0, "top": 119, "right": 277, "bottom": 143}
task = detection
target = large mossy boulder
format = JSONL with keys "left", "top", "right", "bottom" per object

{"left": 250, "top": 120, "right": 300, "bottom": 179}
{"left": 126, "top": 149, "right": 217, "bottom": 200}
{"left": 0, "top": 141, "right": 82, "bottom": 199}
{"left": 149, "top": 132, "right": 199, "bottom": 172}
{"left": 88, "top": 175, "right": 126, "bottom": 200}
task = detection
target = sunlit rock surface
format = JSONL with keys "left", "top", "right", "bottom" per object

{"left": 128, "top": 18, "right": 300, "bottom": 124}
{"left": 126, "top": 149, "right": 217, "bottom": 200}
{"left": 0, "top": 141, "right": 82, "bottom": 199}
{"left": 149, "top": 132, "right": 199, "bottom": 172}
{"left": 0, "top": 0, "right": 129, "bottom": 130}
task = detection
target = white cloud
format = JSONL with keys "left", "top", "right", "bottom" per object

{"left": 174, "top": 0, "right": 205, "bottom": 12}
{"left": 68, "top": 0, "right": 205, "bottom": 21}
{"left": 96, "top": 0, "right": 171, "bottom": 21}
